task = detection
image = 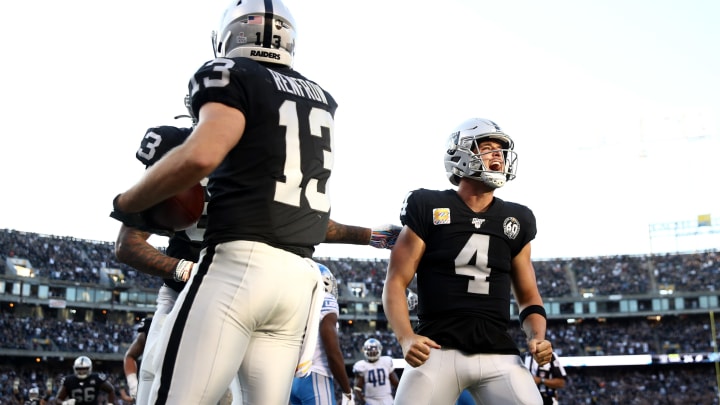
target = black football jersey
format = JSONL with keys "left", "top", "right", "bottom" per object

{"left": 400, "top": 189, "right": 537, "bottom": 354}
{"left": 187, "top": 57, "right": 338, "bottom": 258}
{"left": 60, "top": 373, "right": 109, "bottom": 405}
{"left": 137, "top": 316, "right": 152, "bottom": 335}
{"left": 136, "top": 125, "right": 207, "bottom": 292}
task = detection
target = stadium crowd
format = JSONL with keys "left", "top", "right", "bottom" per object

{"left": 1, "top": 229, "right": 720, "bottom": 403}
{"left": 2, "top": 229, "right": 719, "bottom": 299}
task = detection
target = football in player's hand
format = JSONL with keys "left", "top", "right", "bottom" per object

{"left": 145, "top": 183, "right": 204, "bottom": 232}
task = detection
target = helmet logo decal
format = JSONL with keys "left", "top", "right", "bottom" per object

{"left": 250, "top": 50, "right": 280, "bottom": 60}
{"left": 433, "top": 208, "right": 451, "bottom": 225}
{"left": 503, "top": 217, "right": 520, "bottom": 239}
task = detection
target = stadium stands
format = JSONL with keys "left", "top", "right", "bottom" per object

{"left": 1, "top": 228, "right": 719, "bottom": 404}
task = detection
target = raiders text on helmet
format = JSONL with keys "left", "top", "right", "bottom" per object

{"left": 212, "top": 0, "right": 296, "bottom": 67}
{"left": 444, "top": 118, "right": 518, "bottom": 189}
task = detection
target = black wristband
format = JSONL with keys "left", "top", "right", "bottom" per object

{"left": 519, "top": 305, "right": 546, "bottom": 324}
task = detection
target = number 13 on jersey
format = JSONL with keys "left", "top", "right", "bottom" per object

{"left": 275, "top": 99, "right": 333, "bottom": 213}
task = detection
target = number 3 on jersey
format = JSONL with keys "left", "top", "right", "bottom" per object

{"left": 455, "top": 233, "right": 492, "bottom": 295}
{"left": 275, "top": 100, "right": 333, "bottom": 213}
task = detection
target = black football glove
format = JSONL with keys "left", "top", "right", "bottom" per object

{"left": 109, "top": 194, "right": 175, "bottom": 237}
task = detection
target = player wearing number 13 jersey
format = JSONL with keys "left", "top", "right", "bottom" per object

{"left": 382, "top": 118, "right": 554, "bottom": 405}
{"left": 111, "top": 0, "right": 340, "bottom": 404}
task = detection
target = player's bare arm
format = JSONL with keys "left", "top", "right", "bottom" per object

{"left": 319, "top": 312, "right": 353, "bottom": 396}
{"left": 353, "top": 374, "right": 366, "bottom": 403}
{"left": 511, "top": 242, "right": 553, "bottom": 365}
{"left": 102, "top": 380, "right": 118, "bottom": 403}
{"left": 324, "top": 219, "right": 371, "bottom": 244}
{"left": 383, "top": 226, "right": 440, "bottom": 367}
{"left": 324, "top": 220, "right": 401, "bottom": 249}
{"left": 115, "top": 225, "right": 181, "bottom": 278}
{"left": 116, "top": 102, "right": 245, "bottom": 213}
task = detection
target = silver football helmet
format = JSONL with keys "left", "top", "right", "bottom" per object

{"left": 29, "top": 387, "right": 39, "bottom": 400}
{"left": 73, "top": 355, "right": 92, "bottom": 379}
{"left": 317, "top": 263, "right": 338, "bottom": 297}
{"left": 363, "top": 338, "right": 382, "bottom": 362}
{"left": 444, "top": 118, "right": 518, "bottom": 188}
{"left": 212, "top": 0, "right": 297, "bottom": 67}
{"left": 174, "top": 95, "right": 197, "bottom": 126}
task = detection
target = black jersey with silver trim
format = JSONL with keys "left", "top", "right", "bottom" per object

{"left": 188, "top": 57, "right": 338, "bottom": 258}
{"left": 59, "top": 373, "right": 109, "bottom": 405}
{"left": 136, "top": 125, "right": 206, "bottom": 292}
{"left": 400, "top": 188, "right": 536, "bottom": 354}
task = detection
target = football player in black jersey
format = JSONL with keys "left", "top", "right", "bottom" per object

{"left": 110, "top": 0, "right": 394, "bottom": 402}
{"left": 25, "top": 386, "right": 42, "bottom": 405}
{"left": 115, "top": 122, "right": 397, "bottom": 404}
{"left": 114, "top": 122, "right": 244, "bottom": 405}
{"left": 55, "top": 356, "right": 117, "bottom": 405}
{"left": 382, "top": 118, "right": 554, "bottom": 405}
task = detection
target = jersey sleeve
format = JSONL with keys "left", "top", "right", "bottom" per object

{"left": 399, "top": 189, "right": 432, "bottom": 241}
{"left": 320, "top": 292, "right": 339, "bottom": 319}
{"left": 188, "top": 58, "right": 251, "bottom": 120}
{"left": 352, "top": 360, "right": 364, "bottom": 375}
{"left": 138, "top": 317, "right": 152, "bottom": 334}
{"left": 135, "top": 126, "right": 192, "bottom": 167}
{"left": 507, "top": 201, "right": 537, "bottom": 256}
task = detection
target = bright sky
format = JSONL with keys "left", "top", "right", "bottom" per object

{"left": 1, "top": 0, "right": 718, "bottom": 261}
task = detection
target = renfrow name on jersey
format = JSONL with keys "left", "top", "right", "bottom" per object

{"left": 268, "top": 69, "right": 329, "bottom": 105}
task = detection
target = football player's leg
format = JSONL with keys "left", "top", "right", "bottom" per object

{"left": 466, "top": 354, "right": 542, "bottom": 405}
{"left": 237, "top": 247, "right": 320, "bottom": 404}
{"left": 289, "top": 374, "right": 331, "bottom": 405}
{"left": 393, "top": 348, "right": 461, "bottom": 405}
{"left": 137, "top": 285, "right": 178, "bottom": 405}
{"left": 309, "top": 373, "right": 336, "bottom": 405}
{"left": 149, "top": 243, "right": 249, "bottom": 404}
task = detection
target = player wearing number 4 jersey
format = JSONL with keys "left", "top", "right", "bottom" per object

{"left": 382, "top": 118, "right": 554, "bottom": 405}
{"left": 110, "top": 0, "right": 355, "bottom": 403}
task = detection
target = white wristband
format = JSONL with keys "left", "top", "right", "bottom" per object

{"left": 174, "top": 259, "right": 194, "bottom": 282}
{"left": 126, "top": 373, "right": 138, "bottom": 397}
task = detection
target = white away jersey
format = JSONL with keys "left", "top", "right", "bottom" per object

{"left": 309, "top": 292, "right": 339, "bottom": 376}
{"left": 353, "top": 356, "right": 395, "bottom": 402}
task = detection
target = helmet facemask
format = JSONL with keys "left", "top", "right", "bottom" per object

{"left": 73, "top": 356, "right": 92, "bottom": 380}
{"left": 446, "top": 132, "right": 518, "bottom": 189}
{"left": 363, "top": 338, "right": 382, "bottom": 362}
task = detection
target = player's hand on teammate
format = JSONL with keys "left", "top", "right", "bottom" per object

{"left": 528, "top": 338, "right": 553, "bottom": 366}
{"left": 400, "top": 333, "right": 441, "bottom": 368}
{"left": 110, "top": 194, "right": 175, "bottom": 237}
{"left": 369, "top": 224, "right": 402, "bottom": 249}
